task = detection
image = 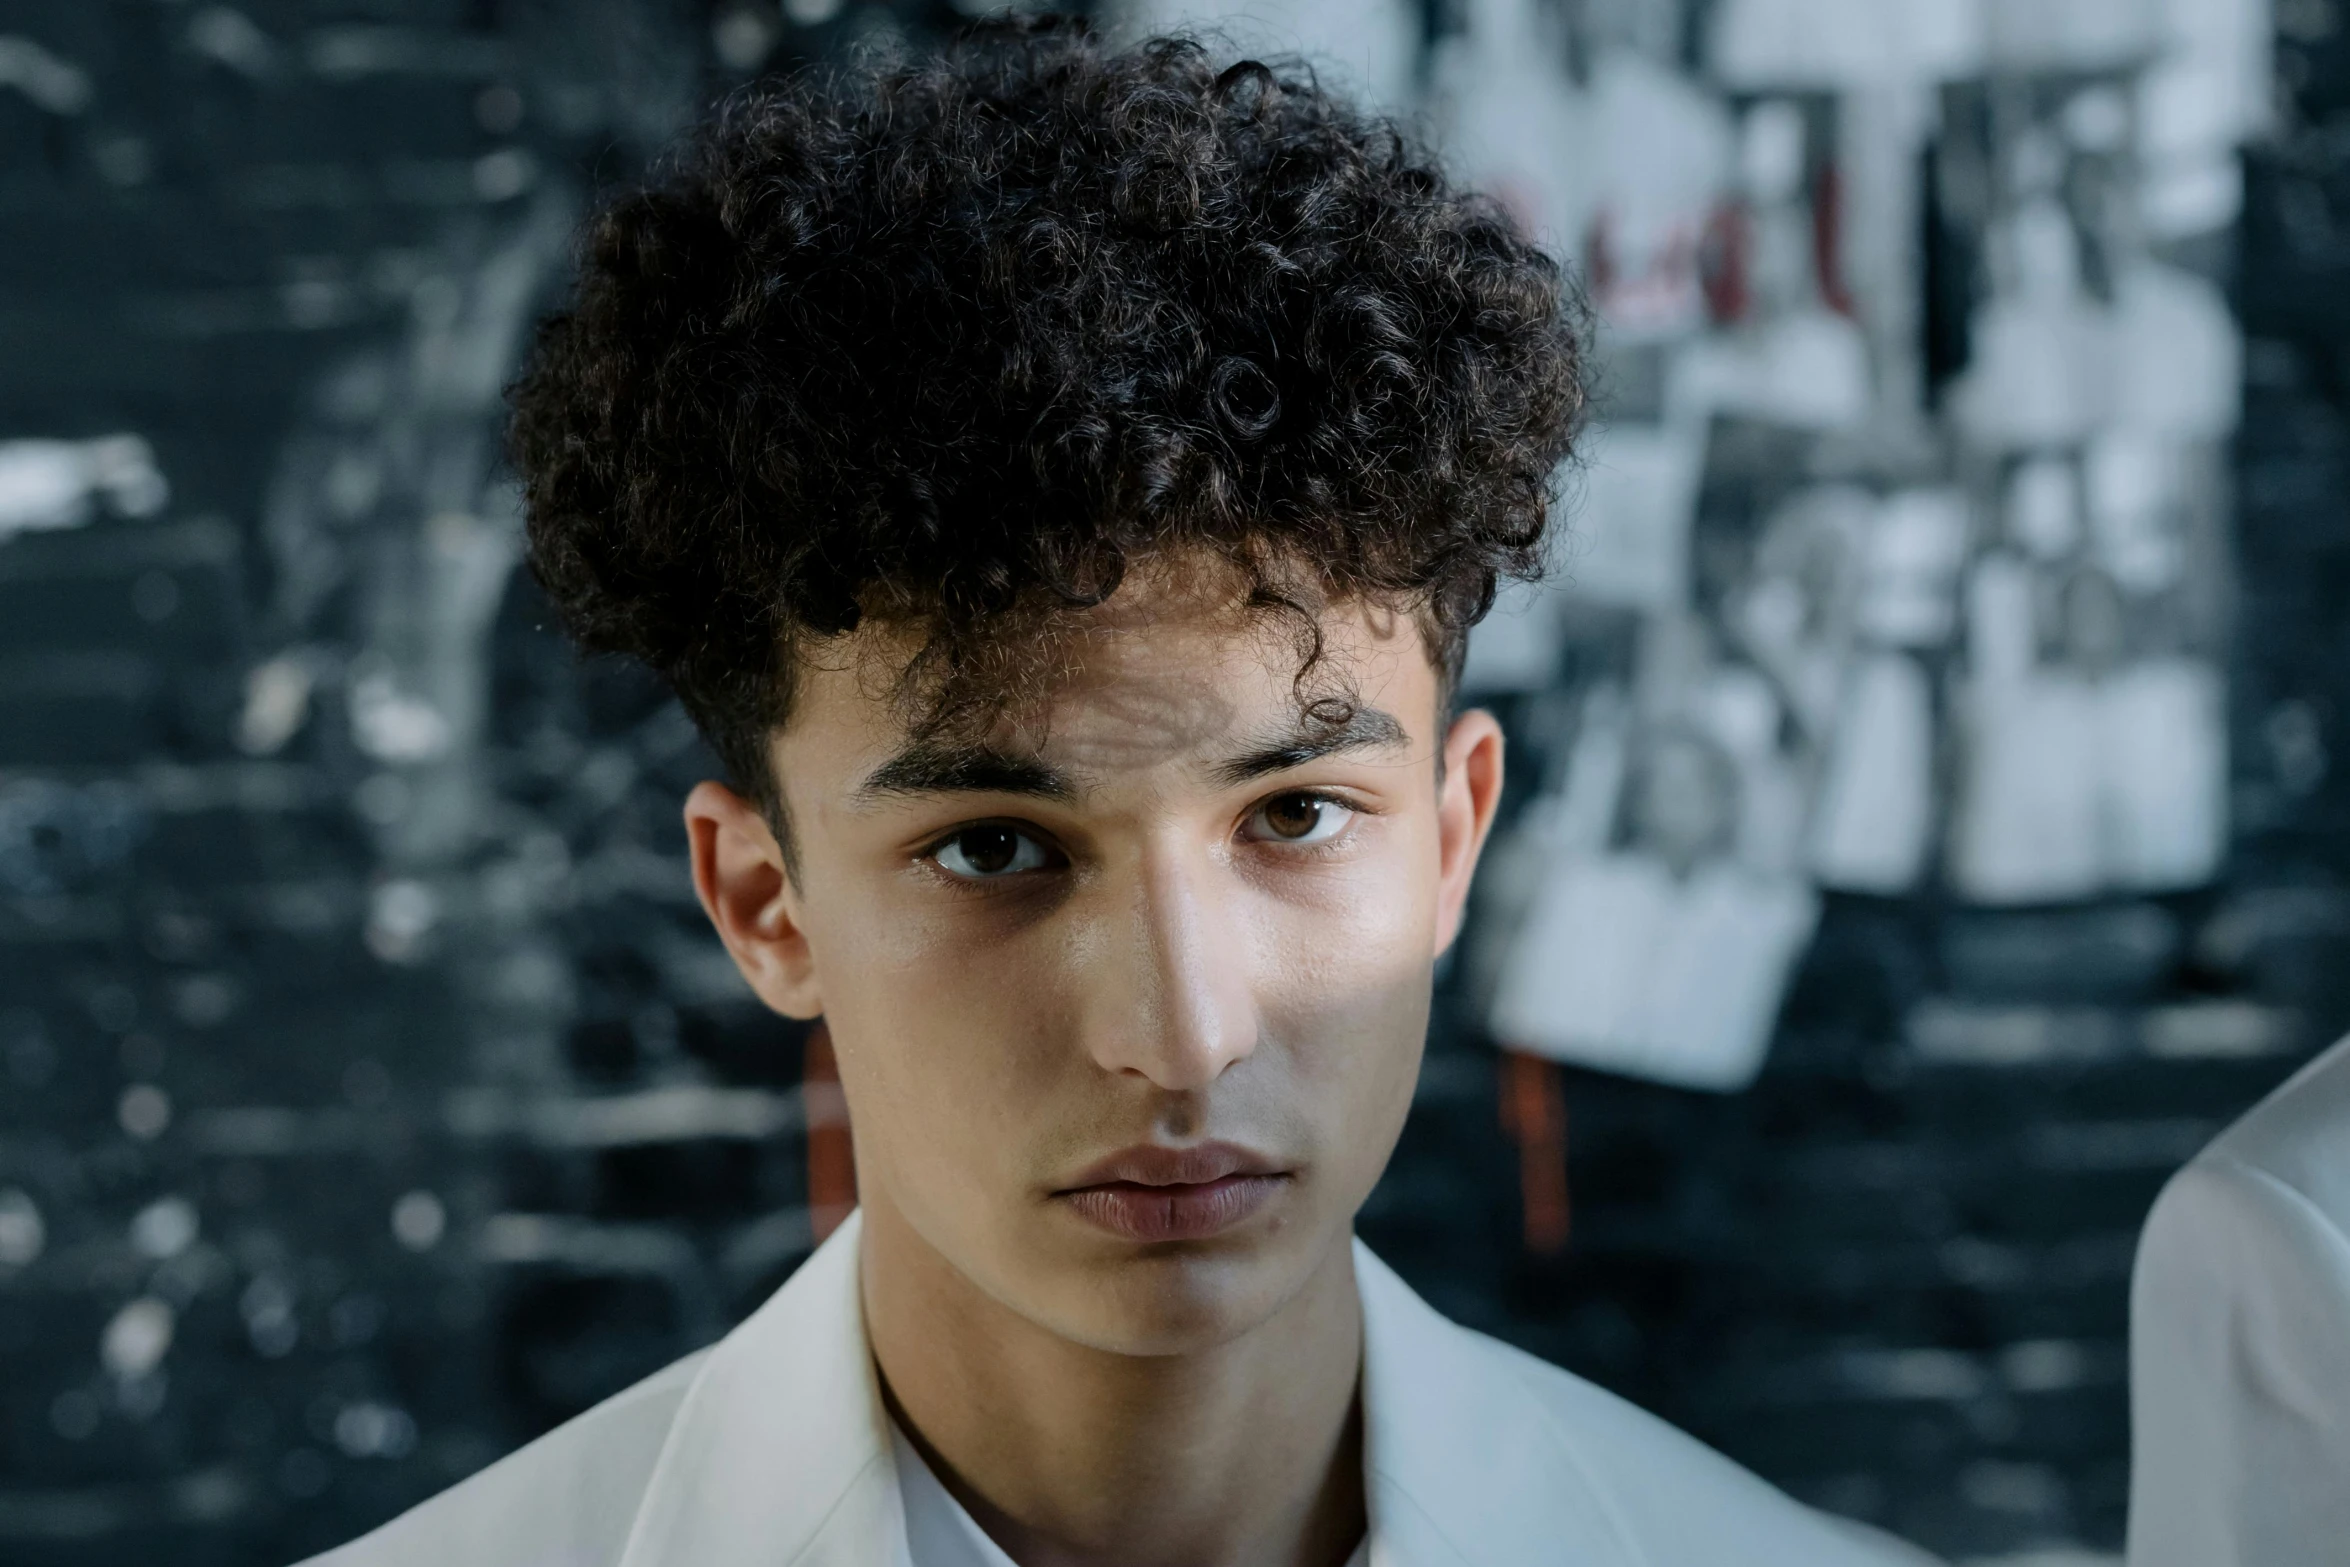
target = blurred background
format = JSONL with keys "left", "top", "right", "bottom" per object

{"left": 0, "top": 0, "right": 2339, "bottom": 1561}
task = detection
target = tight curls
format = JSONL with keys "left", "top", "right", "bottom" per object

{"left": 509, "top": 17, "right": 1587, "bottom": 808}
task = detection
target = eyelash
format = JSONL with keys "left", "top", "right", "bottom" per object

{"left": 1241, "top": 789, "right": 1363, "bottom": 850}
{"left": 919, "top": 820, "right": 1064, "bottom": 883}
{"left": 918, "top": 790, "right": 1371, "bottom": 883}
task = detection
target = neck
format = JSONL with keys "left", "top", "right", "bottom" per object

{"left": 858, "top": 1195, "right": 1366, "bottom": 1567}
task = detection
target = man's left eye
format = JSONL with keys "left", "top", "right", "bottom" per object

{"left": 1244, "top": 792, "right": 1354, "bottom": 846}
{"left": 931, "top": 825, "right": 1053, "bottom": 879}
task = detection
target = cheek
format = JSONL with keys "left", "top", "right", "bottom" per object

{"left": 1276, "top": 818, "right": 1443, "bottom": 982}
{"left": 1263, "top": 939, "right": 1430, "bottom": 1215}
{"left": 1251, "top": 839, "right": 1439, "bottom": 1098}
{"left": 804, "top": 893, "right": 1070, "bottom": 1172}
{"left": 811, "top": 869, "right": 1058, "bottom": 1023}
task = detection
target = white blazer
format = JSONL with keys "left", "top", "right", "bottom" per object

{"left": 2128, "top": 1032, "right": 2350, "bottom": 1566}
{"left": 306, "top": 1214, "right": 1935, "bottom": 1566}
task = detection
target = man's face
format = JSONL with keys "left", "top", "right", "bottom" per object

{"left": 688, "top": 572, "right": 1504, "bottom": 1355}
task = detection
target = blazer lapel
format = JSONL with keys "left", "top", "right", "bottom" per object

{"left": 617, "top": 1211, "right": 904, "bottom": 1567}
{"left": 1355, "top": 1241, "right": 1645, "bottom": 1567}
{"left": 617, "top": 1221, "right": 1644, "bottom": 1567}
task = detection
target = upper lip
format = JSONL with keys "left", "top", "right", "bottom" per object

{"left": 1056, "top": 1141, "right": 1286, "bottom": 1191}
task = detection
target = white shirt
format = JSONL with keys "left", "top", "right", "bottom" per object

{"left": 891, "top": 1421, "right": 1019, "bottom": 1567}
{"left": 2128, "top": 1032, "right": 2350, "bottom": 1566}
{"left": 302, "top": 1213, "right": 1937, "bottom": 1566}
{"left": 892, "top": 1421, "right": 1371, "bottom": 1567}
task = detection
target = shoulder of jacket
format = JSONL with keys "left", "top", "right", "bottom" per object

{"left": 1455, "top": 1325, "right": 1942, "bottom": 1565}
{"left": 2203, "top": 1035, "right": 2350, "bottom": 1214}
{"left": 295, "top": 1348, "right": 713, "bottom": 1567}
{"left": 2143, "top": 1140, "right": 2350, "bottom": 1289}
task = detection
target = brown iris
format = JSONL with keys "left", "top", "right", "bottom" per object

{"left": 1258, "top": 794, "right": 1325, "bottom": 840}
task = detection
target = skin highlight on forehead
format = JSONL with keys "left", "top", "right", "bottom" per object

{"left": 816, "top": 555, "right": 1437, "bottom": 812}
{"left": 851, "top": 705, "right": 1413, "bottom": 810}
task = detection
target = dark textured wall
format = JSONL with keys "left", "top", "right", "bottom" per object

{"left": 0, "top": 4, "right": 2344, "bottom": 1565}
{"left": 0, "top": 6, "right": 907, "bottom": 1562}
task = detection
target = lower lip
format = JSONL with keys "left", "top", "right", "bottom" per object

{"left": 1057, "top": 1174, "right": 1288, "bottom": 1243}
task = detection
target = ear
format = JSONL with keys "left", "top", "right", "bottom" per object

{"left": 1432, "top": 708, "right": 1506, "bottom": 958}
{"left": 684, "top": 780, "right": 824, "bottom": 1020}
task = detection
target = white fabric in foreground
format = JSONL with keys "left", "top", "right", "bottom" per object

{"left": 298, "top": 1212, "right": 1937, "bottom": 1567}
{"left": 892, "top": 1421, "right": 1020, "bottom": 1567}
{"left": 2128, "top": 1032, "right": 2350, "bottom": 1567}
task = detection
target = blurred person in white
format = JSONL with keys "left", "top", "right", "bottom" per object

{"left": 301, "top": 19, "right": 1935, "bottom": 1567}
{"left": 2128, "top": 1033, "right": 2350, "bottom": 1565}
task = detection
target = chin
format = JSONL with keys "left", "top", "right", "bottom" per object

{"left": 1030, "top": 1234, "right": 1322, "bottom": 1357}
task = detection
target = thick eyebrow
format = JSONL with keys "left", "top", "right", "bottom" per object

{"left": 1211, "top": 706, "right": 1411, "bottom": 788}
{"left": 853, "top": 742, "right": 1078, "bottom": 806}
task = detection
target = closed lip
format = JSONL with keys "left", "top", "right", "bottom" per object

{"left": 1054, "top": 1140, "right": 1287, "bottom": 1193}
{"left": 1051, "top": 1141, "right": 1293, "bottom": 1243}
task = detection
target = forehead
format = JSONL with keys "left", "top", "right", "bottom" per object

{"left": 782, "top": 579, "right": 1438, "bottom": 783}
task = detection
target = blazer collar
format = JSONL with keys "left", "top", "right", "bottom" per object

{"left": 1354, "top": 1241, "right": 1643, "bottom": 1566}
{"left": 617, "top": 1211, "right": 899, "bottom": 1567}
{"left": 618, "top": 1215, "right": 1637, "bottom": 1567}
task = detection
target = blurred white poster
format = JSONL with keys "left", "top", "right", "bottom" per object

{"left": 1563, "top": 423, "right": 1703, "bottom": 609}
{"left": 1492, "top": 851, "right": 1820, "bottom": 1092}
{"left": 1431, "top": 0, "right": 1589, "bottom": 247}
{"left": 2100, "top": 657, "right": 2228, "bottom": 892}
{"left": 1583, "top": 50, "right": 1734, "bottom": 342}
{"left": 1950, "top": 671, "right": 2108, "bottom": 904}
{"left": 2087, "top": 432, "right": 2189, "bottom": 593}
{"left": 1673, "top": 311, "right": 1873, "bottom": 431}
{"left": 1949, "top": 662, "right": 2228, "bottom": 904}
{"left": 1856, "top": 489, "right": 1970, "bottom": 648}
{"left": 1984, "top": 0, "right": 2158, "bottom": 69}
{"left": 1809, "top": 651, "right": 1935, "bottom": 894}
{"left": 1711, "top": 0, "right": 1983, "bottom": 87}
{"left": 2138, "top": 0, "right": 2271, "bottom": 236}
{"left": 1953, "top": 199, "right": 2115, "bottom": 451}
{"left": 1461, "top": 576, "right": 1567, "bottom": 695}
{"left": 1490, "top": 707, "right": 1820, "bottom": 1092}
{"left": 1109, "top": 0, "right": 1420, "bottom": 108}
{"left": 1949, "top": 553, "right": 2227, "bottom": 904}
{"left": 2111, "top": 262, "right": 2243, "bottom": 441}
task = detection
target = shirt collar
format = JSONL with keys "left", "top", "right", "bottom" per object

{"left": 892, "top": 1419, "right": 1023, "bottom": 1567}
{"left": 618, "top": 1213, "right": 1637, "bottom": 1567}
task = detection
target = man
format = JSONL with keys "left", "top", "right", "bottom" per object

{"left": 311, "top": 21, "right": 1931, "bottom": 1566}
{"left": 2128, "top": 1031, "right": 2350, "bottom": 1565}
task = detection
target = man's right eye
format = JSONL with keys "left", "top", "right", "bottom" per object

{"left": 930, "top": 825, "right": 1052, "bottom": 880}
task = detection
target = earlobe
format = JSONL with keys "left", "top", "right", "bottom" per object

{"left": 683, "top": 781, "right": 825, "bottom": 1019}
{"left": 1432, "top": 709, "right": 1506, "bottom": 956}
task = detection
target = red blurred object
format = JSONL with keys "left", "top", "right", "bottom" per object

{"left": 1497, "top": 1049, "right": 1570, "bottom": 1256}
{"left": 1701, "top": 200, "right": 1753, "bottom": 325}
{"left": 1812, "top": 161, "right": 1854, "bottom": 317}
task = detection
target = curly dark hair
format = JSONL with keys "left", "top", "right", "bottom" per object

{"left": 509, "top": 16, "right": 1586, "bottom": 817}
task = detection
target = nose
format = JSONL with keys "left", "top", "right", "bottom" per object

{"left": 1084, "top": 838, "right": 1260, "bottom": 1091}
